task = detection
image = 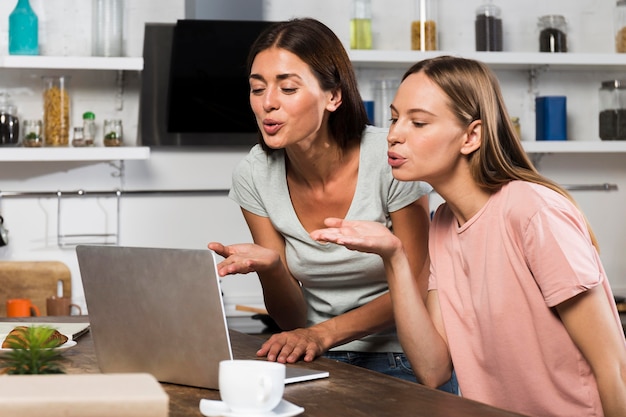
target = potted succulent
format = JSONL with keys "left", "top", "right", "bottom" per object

{"left": 0, "top": 326, "right": 65, "bottom": 374}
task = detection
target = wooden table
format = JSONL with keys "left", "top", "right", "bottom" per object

{"left": 1, "top": 317, "right": 525, "bottom": 417}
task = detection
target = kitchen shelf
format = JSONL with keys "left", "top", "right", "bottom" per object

{"left": 522, "top": 141, "right": 626, "bottom": 153}
{"left": 0, "top": 55, "right": 143, "bottom": 71}
{"left": 349, "top": 50, "right": 626, "bottom": 71}
{"left": 0, "top": 146, "right": 150, "bottom": 162}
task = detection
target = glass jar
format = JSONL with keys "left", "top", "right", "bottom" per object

{"left": 0, "top": 92, "right": 20, "bottom": 146}
{"left": 22, "top": 119, "right": 42, "bottom": 147}
{"left": 92, "top": 0, "right": 124, "bottom": 56}
{"left": 475, "top": 0, "right": 503, "bottom": 51}
{"left": 616, "top": 0, "right": 626, "bottom": 52}
{"left": 83, "top": 111, "right": 96, "bottom": 146}
{"left": 350, "top": 0, "right": 372, "bottom": 50}
{"left": 42, "top": 76, "right": 71, "bottom": 146}
{"left": 372, "top": 79, "right": 400, "bottom": 128}
{"left": 538, "top": 15, "right": 567, "bottom": 53}
{"left": 599, "top": 80, "right": 626, "bottom": 140}
{"left": 411, "top": 0, "right": 437, "bottom": 51}
{"left": 103, "top": 119, "right": 123, "bottom": 146}
{"left": 72, "top": 126, "right": 86, "bottom": 147}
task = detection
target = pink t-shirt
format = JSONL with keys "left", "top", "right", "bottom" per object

{"left": 429, "top": 180, "right": 623, "bottom": 416}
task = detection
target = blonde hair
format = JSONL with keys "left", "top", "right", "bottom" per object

{"left": 403, "top": 56, "right": 599, "bottom": 249}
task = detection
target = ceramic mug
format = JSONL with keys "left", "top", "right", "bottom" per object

{"left": 6, "top": 298, "right": 40, "bottom": 317}
{"left": 219, "top": 360, "right": 285, "bottom": 414}
{"left": 46, "top": 296, "right": 82, "bottom": 316}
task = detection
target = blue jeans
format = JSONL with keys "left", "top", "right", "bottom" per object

{"left": 322, "top": 351, "right": 458, "bottom": 394}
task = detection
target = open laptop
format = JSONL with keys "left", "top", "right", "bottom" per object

{"left": 76, "top": 245, "right": 328, "bottom": 389}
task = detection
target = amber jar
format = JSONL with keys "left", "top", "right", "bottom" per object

{"left": 411, "top": 0, "right": 437, "bottom": 51}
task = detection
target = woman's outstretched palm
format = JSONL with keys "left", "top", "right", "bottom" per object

{"left": 310, "top": 217, "right": 402, "bottom": 258}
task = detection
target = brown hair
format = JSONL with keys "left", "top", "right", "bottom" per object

{"left": 403, "top": 56, "right": 599, "bottom": 249}
{"left": 247, "top": 18, "right": 368, "bottom": 153}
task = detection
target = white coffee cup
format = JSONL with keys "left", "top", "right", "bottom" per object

{"left": 219, "top": 360, "right": 286, "bottom": 414}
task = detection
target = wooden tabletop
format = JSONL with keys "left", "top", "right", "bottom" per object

{"left": 1, "top": 316, "right": 526, "bottom": 417}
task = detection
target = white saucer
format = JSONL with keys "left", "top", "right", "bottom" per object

{"left": 199, "top": 398, "right": 304, "bottom": 417}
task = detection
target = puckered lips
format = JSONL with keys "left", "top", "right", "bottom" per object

{"left": 262, "top": 118, "right": 283, "bottom": 135}
{"left": 387, "top": 151, "right": 406, "bottom": 168}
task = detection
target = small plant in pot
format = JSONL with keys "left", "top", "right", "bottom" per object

{"left": 0, "top": 326, "right": 66, "bottom": 375}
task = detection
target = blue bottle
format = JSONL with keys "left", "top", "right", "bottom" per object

{"left": 8, "top": 0, "right": 39, "bottom": 55}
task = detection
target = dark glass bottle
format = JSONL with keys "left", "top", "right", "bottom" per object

{"left": 8, "top": 0, "right": 39, "bottom": 55}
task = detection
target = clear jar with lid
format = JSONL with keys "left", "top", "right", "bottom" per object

{"left": 599, "top": 80, "right": 626, "bottom": 140}
{"left": 103, "top": 119, "right": 123, "bottom": 146}
{"left": 0, "top": 92, "right": 19, "bottom": 146}
{"left": 42, "top": 76, "right": 71, "bottom": 146}
{"left": 72, "top": 126, "right": 86, "bottom": 147}
{"left": 82, "top": 111, "right": 96, "bottom": 146}
{"left": 475, "top": 0, "right": 503, "bottom": 51}
{"left": 616, "top": 1, "right": 626, "bottom": 52}
{"left": 22, "top": 119, "right": 42, "bottom": 147}
{"left": 411, "top": 0, "right": 437, "bottom": 51}
{"left": 538, "top": 15, "right": 567, "bottom": 53}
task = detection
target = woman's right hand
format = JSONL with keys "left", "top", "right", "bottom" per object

{"left": 310, "top": 217, "right": 403, "bottom": 259}
{"left": 207, "top": 242, "right": 282, "bottom": 277}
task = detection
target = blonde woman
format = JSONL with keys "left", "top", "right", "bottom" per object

{"left": 311, "top": 56, "right": 626, "bottom": 416}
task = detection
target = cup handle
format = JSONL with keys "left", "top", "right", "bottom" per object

{"left": 258, "top": 375, "right": 272, "bottom": 403}
{"left": 70, "top": 303, "right": 82, "bottom": 315}
{"left": 30, "top": 305, "right": 41, "bottom": 317}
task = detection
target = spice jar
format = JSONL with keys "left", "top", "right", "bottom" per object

{"left": 475, "top": 0, "right": 503, "bottom": 51}
{"left": 350, "top": 0, "right": 372, "bottom": 50}
{"left": 599, "top": 80, "right": 626, "bottom": 140}
{"left": 22, "top": 119, "right": 42, "bottom": 147}
{"left": 103, "top": 119, "right": 123, "bottom": 146}
{"left": 616, "top": 1, "right": 626, "bottom": 52}
{"left": 42, "top": 76, "right": 71, "bottom": 146}
{"left": 538, "top": 15, "right": 567, "bottom": 53}
{"left": 411, "top": 0, "right": 437, "bottom": 51}
{"left": 82, "top": 111, "right": 96, "bottom": 146}
{"left": 0, "top": 92, "right": 20, "bottom": 146}
{"left": 72, "top": 126, "right": 86, "bottom": 147}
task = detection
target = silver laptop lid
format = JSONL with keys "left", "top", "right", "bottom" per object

{"left": 76, "top": 245, "right": 232, "bottom": 389}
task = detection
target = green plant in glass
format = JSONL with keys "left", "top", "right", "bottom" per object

{"left": 1, "top": 326, "right": 65, "bottom": 374}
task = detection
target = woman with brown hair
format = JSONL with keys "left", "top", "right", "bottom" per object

{"left": 208, "top": 19, "right": 457, "bottom": 391}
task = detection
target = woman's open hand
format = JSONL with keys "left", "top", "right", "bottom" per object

{"left": 310, "top": 217, "right": 402, "bottom": 259}
{"left": 208, "top": 242, "right": 281, "bottom": 277}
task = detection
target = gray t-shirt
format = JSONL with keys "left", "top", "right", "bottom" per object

{"left": 229, "top": 126, "right": 432, "bottom": 352}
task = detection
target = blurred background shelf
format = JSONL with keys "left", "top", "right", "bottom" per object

{"left": 0, "top": 147, "right": 150, "bottom": 162}
{"left": 0, "top": 56, "right": 143, "bottom": 71}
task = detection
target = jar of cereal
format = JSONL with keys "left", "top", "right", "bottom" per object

{"left": 42, "top": 76, "right": 71, "bottom": 146}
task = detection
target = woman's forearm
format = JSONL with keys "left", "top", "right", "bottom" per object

{"left": 384, "top": 248, "right": 453, "bottom": 387}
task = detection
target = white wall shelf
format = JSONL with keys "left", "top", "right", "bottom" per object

{"left": 522, "top": 141, "right": 626, "bottom": 154}
{"left": 0, "top": 56, "right": 143, "bottom": 71}
{"left": 0, "top": 146, "right": 150, "bottom": 162}
{"left": 349, "top": 50, "right": 626, "bottom": 71}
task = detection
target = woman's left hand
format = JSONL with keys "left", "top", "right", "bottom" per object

{"left": 256, "top": 327, "right": 328, "bottom": 363}
{"left": 310, "top": 217, "right": 402, "bottom": 258}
